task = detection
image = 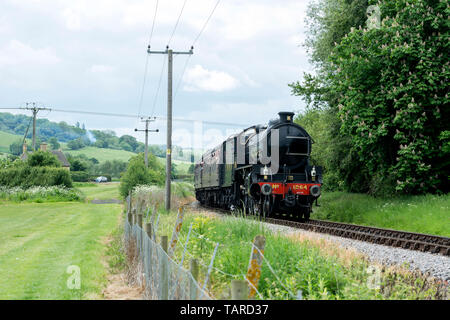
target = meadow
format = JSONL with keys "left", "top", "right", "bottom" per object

{"left": 0, "top": 183, "right": 121, "bottom": 299}
{"left": 63, "top": 146, "right": 136, "bottom": 163}
{"left": 0, "top": 131, "right": 27, "bottom": 154}
{"left": 312, "top": 192, "right": 450, "bottom": 237}
{"left": 75, "top": 182, "right": 121, "bottom": 201}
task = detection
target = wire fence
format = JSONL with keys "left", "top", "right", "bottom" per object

{"left": 124, "top": 192, "right": 303, "bottom": 300}
{"left": 124, "top": 219, "right": 212, "bottom": 300}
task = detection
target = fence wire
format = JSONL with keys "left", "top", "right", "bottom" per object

{"left": 125, "top": 220, "right": 212, "bottom": 300}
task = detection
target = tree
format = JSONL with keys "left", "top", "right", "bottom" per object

{"left": 290, "top": 0, "right": 370, "bottom": 192}
{"left": 119, "top": 153, "right": 164, "bottom": 198}
{"left": 9, "top": 140, "right": 23, "bottom": 156}
{"left": 119, "top": 135, "right": 139, "bottom": 152}
{"left": 48, "top": 137, "right": 60, "bottom": 150}
{"left": 67, "top": 138, "right": 85, "bottom": 150}
{"left": 27, "top": 150, "right": 61, "bottom": 167}
{"left": 69, "top": 159, "right": 87, "bottom": 172}
{"left": 327, "top": 0, "right": 448, "bottom": 194}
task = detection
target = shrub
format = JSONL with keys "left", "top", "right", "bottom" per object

{"left": 0, "top": 166, "right": 73, "bottom": 188}
{"left": 27, "top": 151, "right": 61, "bottom": 167}
{"left": 70, "top": 171, "right": 90, "bottom": 182}
{"left": 119, "top": 153, "right": 164, "bottom": 198}
{"left": 0, "top": 185, "right": 82, "bottom": 202}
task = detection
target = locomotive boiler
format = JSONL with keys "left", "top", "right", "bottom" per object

{"left": 194, "top": 112, "right": 322, "bottom": 220}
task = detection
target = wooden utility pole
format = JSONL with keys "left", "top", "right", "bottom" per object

{"left": 135, "top": 117, "right": 158, "bottom": 167}
{"left": 24, "top": 103, "right": 51, "bottom": 151}
{"left": 147, "top": 45, "right": 193, "bottom": 211}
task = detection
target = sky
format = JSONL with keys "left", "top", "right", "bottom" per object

{"left": 0, "top": 0, "right": 313, "bottom": 150}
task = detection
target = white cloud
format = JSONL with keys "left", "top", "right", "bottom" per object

{"left": 0, "top": 40, "right": 60, "bottom": 67}
{"left": 62, "top": 8, "right": 81, "bottom": 31}
{"left": 89, "top": 64, "right": 114, "bottom": 74}
{"left": 183, "top": 64, "right": 239, "bottom": 92}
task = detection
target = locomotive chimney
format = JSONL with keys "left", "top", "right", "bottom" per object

{"left": 278, "top": 112, "right": 294, "bottom": 123}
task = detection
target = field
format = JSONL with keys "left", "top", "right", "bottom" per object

{"left": 312, "top": 192, "right": 450, "bottom": 237}
{"left": 75, "top": 182, "right": 121, "bottom": 200}
{"left": 0, "top": 184, "right": 121, "bottom": 299}
{"left": 64, "top": 146, "right": 192, "bottom": 174}
{"left": 63, "top": 146, "right": 136, "bottom": 163}
{"left": 0, "top": 131, "right": 27, "bottom": 154}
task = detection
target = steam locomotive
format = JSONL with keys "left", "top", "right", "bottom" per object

{"left": 194, "top": 112, "right": 322, "bottom": 220}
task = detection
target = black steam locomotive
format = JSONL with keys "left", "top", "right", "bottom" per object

{"left": 194, "top": 112, "right": 322, "bottom": 220}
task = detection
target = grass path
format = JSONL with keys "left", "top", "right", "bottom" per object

{"left": 0, "top": 201, "right": 120, "bottom": 299}
{"left": 76, "top": 182, "right": 121, "bottom": 201}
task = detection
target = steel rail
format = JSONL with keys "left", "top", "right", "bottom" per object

{"left": 265, "top": 218, "right": 450, "bottom": 256}
{"left": 197, "top": 204, "right": 450, "bottom": 256}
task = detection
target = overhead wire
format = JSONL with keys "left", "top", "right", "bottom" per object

{"left": 150, "top": 54, "right": 167, "bottom": 118}
{"left": 173, "top": 0, "right": 222, "bottom": 99}
{"left": 192, "top": 0, "right": 221, "bottom": 46}
{"left": 167, "top": 0, "right": 188, "bottom": 46}
{"left": 0, "top": 107, "right": 250, "bottom": 127}
{"left": 137, "top": 0, "right": 160, "bottom": 121}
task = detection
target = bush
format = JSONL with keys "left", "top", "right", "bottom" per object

{"left": 27, "top": 151, "right": 61, "bottom": 167}
{"left": 119, "top": 153, "right": 164, "bottom": 198}
{"left": 70, "top": 171, "right": 90, "bottom": 182}
{"left": 0, "top": 166, "right": 73, "bottom": 188}
{"left": 0, "top": 185, "right": 82, "bottom": 202}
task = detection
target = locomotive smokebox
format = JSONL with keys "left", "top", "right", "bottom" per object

{"left": 278, "top": 111, "right": 294, "bottom": 123}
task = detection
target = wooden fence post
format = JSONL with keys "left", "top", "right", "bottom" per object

{"left": 231, "top": 280, "right": 248, "bottom": 300}
{"left": 127, "top": 209, "right": 132, "bottom": 225}
{"left": 246, "top": 235, "right": 265, "bottom": 299}
{"left": 169, "top": 207, "right": 185, "bottom": 256}
{"left": 145, "top": 223, "right": 152, "bottom": 238}
{"left": 137, "top": 213, "right": 143, "bottom": 228}
{"left": 161, "top": 235, "right": 169, "bottom": 300}
{"left": 131, "top": 208, "right": 136, "bottom": 225}
{"left": 189, "top": 259, "right": 199, "bottom": 300}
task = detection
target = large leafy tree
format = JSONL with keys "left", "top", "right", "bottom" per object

{"left": 291, "top": 0, "right": 370, "bottom": 192}
{"left": 329, "top": 0, "right": 449, "bottom": 193}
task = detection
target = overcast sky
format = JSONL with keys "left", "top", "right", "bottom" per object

{"left": 0, "top": 0, "right": 312, "bottom": 149}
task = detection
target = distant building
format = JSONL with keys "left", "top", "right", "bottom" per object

{"left": 20, "top": 143, "right": 71, "bottom": 171}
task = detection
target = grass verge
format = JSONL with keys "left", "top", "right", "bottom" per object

{"left": 149, "top": 209, "right": 448, "bottom": 300}
{"left": 311, "top": 192, "right": 450, "bottom": 237}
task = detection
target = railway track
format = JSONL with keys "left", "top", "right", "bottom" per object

{"left": 196, "top": 204, "right": 450, "bottom": 256}
{"left": 265, "top": 217, "right": 450, "bottom": 257}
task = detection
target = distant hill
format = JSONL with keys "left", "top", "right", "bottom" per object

{"left": 63, "top": 146, "right": 137, "bottom": 163}
{"left": 0, "top": 112, "right": 86, "bottom": 142}
{"left": 0, "top": 112, "right": 195, "bottom": 162}
{"left": 0, "top": 128, "right": 193, "bottom": 174}
{"left": 0, "top": 130, "right": 29, "bottom": 154}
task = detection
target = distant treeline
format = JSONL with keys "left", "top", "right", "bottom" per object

{"left": 1, "top": 112, "right": 190, "bottom": 160}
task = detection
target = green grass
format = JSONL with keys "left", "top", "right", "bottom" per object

{"left": 63, "top": 146, "right": 136, "bottom": 163}
{"left": 151, "top": 210, "right": 448, "bottom": 300}
{"left": 0, "top": 201, "right": 121, "bottom": 299}
{"left": 312, "top": 192, "right": 450, "bottom": 237}
{"left": 0, "top": 131, "right": 28, "bottom": 154}
{"left": 76, "top": 182, "right": 121, "bottom": 200}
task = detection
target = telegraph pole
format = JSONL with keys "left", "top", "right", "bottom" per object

{"left": 147, "top": 45, "right": 193, "bottom": 210}
{"left": 24, "top": 103, "right": 51, "bottom": 151}
{"left": 135, "top": 117, "right": 158, "bottom": 167}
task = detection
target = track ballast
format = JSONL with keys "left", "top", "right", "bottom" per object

{"left": 197, "top": 204, "right": 450, "bottom": 256}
